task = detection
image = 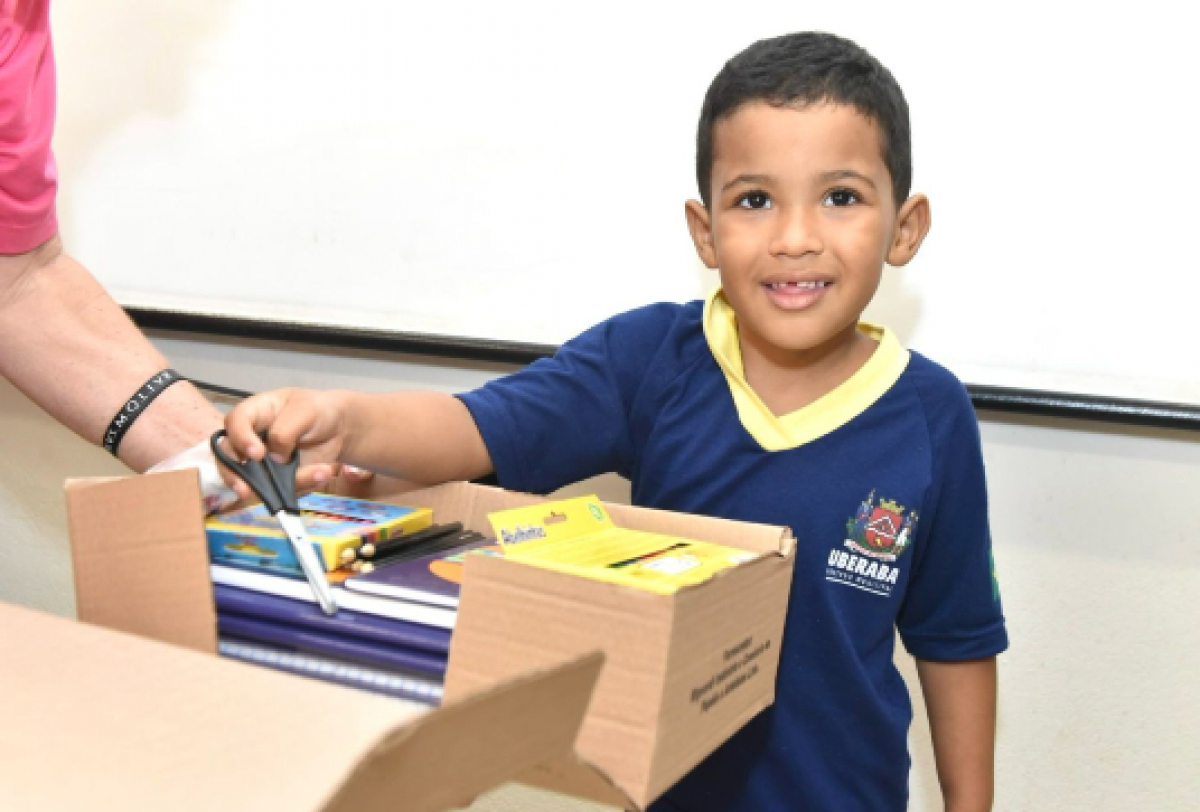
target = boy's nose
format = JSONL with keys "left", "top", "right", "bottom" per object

{"left": 768, "top": 206, "right": 823, "bottom": 258}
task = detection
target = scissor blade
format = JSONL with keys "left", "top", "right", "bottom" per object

{"left": 277, "top": 511, "right": 339, "bottom": 615}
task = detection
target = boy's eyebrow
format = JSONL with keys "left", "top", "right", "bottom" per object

{"left": 815, "top": 169, "right": 877, "bottom": 189}
{"left": 720, "top": 169, "right": 878, "bottom": 193}
{"left": 720, "top": 173, "right": 775, "bottom": 193}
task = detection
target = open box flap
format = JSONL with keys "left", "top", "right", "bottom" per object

{"left": 518, "top": 754, "right": 638, "bottom": 809}
{"left": 320, "top": 647, "right": 605, "bottom": 812}
{"left": 66, "top": 470, "right": 216, "bottom": 652}
{"left": 0, "top": 602, "right": 603, "bottom": 812}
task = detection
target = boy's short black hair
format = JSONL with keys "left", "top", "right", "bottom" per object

{"left": 697, "top": 31, "right": 912, "bottom": 208}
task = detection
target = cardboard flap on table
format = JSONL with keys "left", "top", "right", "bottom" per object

{"left": 0, "top": 601, "right": 603, "bottom": 812}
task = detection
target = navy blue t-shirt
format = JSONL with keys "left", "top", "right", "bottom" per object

{"left": 458, "top": 300, "right": 1007, "bottom": 812}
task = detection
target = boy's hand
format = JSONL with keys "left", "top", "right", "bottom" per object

{"left": 220, "top": 388, "right": 351, "bottom": 503}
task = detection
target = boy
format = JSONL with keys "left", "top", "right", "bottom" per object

{"left": 224, "top": 32, "right": 1007, "bottom": 811}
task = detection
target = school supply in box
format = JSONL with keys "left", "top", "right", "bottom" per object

{"left": 356, "top": 521, "right": 469, "bottom": 565}
{"left": 344, "top": 534, "right": 502, "bottom": 607}
{"left": 205, "top": 491, "right": 433, "bottom": 576}
{"left": 211, "top": 563, "right": 457, "bottom": 629}
{"left": 213, "top": 584, "right": 451, "bottom": 676}
{"left": 209, "top": 429, "right": 340, "bottom": 614}
{"left": 218, "top": 637, "right": 444, "bottom": 705}
{"left": 64, "top": 473, "right": 792, "bottom": 811}
{"left": 489, "top": 495, "right": 758, "bottom": 595}
{"left": 217, "top": 613, "right": 447, "bottom": 679}
{"left": 212, "top": 583, "right": 452, "bottom": 655}
{"left": 212, "top": 524, "right": 459, "bottom": 704}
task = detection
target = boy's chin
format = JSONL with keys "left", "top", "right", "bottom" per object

{"left": 746, "top": 319, "right": 863, "bottom": 360}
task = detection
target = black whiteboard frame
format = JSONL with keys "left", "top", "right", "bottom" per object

{"left": 129, "top": 306, "right": 1200, "bottom": 431}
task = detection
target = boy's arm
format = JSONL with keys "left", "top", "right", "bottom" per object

{"left": 915, "top": 656, "right": 998, "bottom": 812}
{"left": 342, "top": 390, "right": 494, "bottom": 483}
{"left": 223, "top": 387, "right": 493, "bottom": 498}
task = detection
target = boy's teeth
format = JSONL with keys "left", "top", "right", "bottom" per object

{"left": 770, "top": 281, "right": 827, "bottom": 289}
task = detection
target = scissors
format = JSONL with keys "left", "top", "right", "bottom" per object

{"left": 210, "top": 429, "right": 339, "bottom": 615}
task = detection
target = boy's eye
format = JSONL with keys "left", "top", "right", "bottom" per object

{"left": 824, "top": 189, "right": 860, "bottom": 207}
{"left": 735, "top": 191, "right": 772, "bottom": 210}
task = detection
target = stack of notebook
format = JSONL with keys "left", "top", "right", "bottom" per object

{"left": 210, "top": 492, "right": 741, "bottom": 704}
{"left": 209, "top": 514, "right": 501, "bottom": 706}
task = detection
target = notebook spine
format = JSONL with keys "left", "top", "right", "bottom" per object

{"left": 218, "top": 637, "right": 443, "bottom": 706}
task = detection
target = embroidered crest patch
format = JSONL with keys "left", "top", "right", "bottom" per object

{"left": 827, "top": 490, "right": 918, "bottom": 597}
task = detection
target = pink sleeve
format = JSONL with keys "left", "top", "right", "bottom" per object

{"left": 0, "top": 0, "right": 58, "bottom": 254}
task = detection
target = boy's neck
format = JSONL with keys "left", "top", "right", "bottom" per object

{"left": 739, "top": 322, "right": 879, "bottom": 417}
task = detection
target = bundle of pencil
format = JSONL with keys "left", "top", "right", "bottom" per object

{"left": 357, "top": 523, "right": 486, "bottom": 572}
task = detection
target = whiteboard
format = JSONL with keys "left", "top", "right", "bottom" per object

{"left": 51, "top": 1, "right": 1200, "bottom": 405}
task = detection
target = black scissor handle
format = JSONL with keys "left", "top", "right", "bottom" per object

{"left": 210, "top": 429, "right": 300, "bottom": 514}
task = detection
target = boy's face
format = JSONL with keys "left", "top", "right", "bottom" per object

{"left": 686, "top": 102, "right": 929, "bottom": 365}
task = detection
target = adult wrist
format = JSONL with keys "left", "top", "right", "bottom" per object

{"left": 102, "top": 369, "right": 184, "bottom": 457}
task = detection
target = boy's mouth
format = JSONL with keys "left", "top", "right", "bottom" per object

{"left": 764, "top": 280, "right": 831, "bottom": 310}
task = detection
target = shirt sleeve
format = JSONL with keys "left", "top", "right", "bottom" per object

{"left": 0, "top": 0, "right": 58, "bottom": 253}
{"left": 897, "top": 381, "right": 1008, "bottom": 661}
{"left": 457, "top": 305, "right": 675, "bottom": 495}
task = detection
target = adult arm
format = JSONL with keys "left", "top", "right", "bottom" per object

{"left": 917, "top": 656, "right": 998, "bottom": 812}
{"left": 1, "top": 2, "right": 224, "bottom": 472}
{"left": 0, "top": 236, "right": 224, "bottom": 472}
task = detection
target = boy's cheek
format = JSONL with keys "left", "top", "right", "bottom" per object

{"left": 712, "top": 228, "right": 765, "bottom": 266}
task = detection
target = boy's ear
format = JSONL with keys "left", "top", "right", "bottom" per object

{"left": 887, "top": 194, "right": 932, "bottom": 267}
{"left": 684, "top": 199, "right": 719, "bottom": 269}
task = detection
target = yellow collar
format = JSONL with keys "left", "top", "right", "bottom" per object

{"left": 702, "top": 288, "right": 910, "bottom": 451}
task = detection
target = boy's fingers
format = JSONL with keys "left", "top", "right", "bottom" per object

{"left": 215, "top": 464, "right": 255, "bottom": 502}
{"left": 265, "top": 394, "right": 321, "bottom": 458}
{"left": 225, "top": 391, "right": 290, "bottom": 460}
{"left": 341, "top": 464, "right": 373, "bottom": 482}
{"left": 295, "top": 463, "right": 333, "bottom": 493}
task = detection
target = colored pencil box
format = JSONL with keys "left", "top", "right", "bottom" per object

{"left": 206, "top": 493, "right": 433, "bottom": 573}
{"left": 489, "top": 495, "right": 757, "bottom": 595}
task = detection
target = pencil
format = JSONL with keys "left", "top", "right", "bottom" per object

{"left": 608, "top": 542, "right": 690, "bottom": 569}
{"left": 360, "top": 522, "right": 464, "bottom": 559}
{"left": 367, "top": 530, "right": 488, "bottom": 568}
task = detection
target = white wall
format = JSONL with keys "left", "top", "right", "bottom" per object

{"left": 51, "top": 0, "right": 1200, "bottom": 404}
{"left": 2, "top": 332, "right": 1197, "bottom": 811}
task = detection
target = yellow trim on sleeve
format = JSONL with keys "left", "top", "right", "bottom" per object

{"left": 703, "top": 288, "right": 910, "bottom": 451}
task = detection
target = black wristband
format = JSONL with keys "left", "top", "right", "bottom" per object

{"left": 102, "top": 369, "right": 184, "bottom": 457}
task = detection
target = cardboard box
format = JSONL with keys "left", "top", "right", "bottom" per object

{"left": 1, "top": 471, "right": 603, "bottom": 812}
{"left": 343, "top": 479, "right": 797, "bottom": 809}
{"left": 42, "top": 470, "right": 796, "bottom": 810}
{"left": 0, "top": 601, "right": 602, "bottom": 812}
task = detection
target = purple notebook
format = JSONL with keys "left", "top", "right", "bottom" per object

{"left": 218, "top": 637, "right": 443, "bottom": 706}
{"left": 343, "top": 538, "right": 502, "bottom": 608}
{"left": 217, "top": 612, "right": 448, "bottom": 677}
{"left": 212, "top": 583, "right": 452, "bottom": 655}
